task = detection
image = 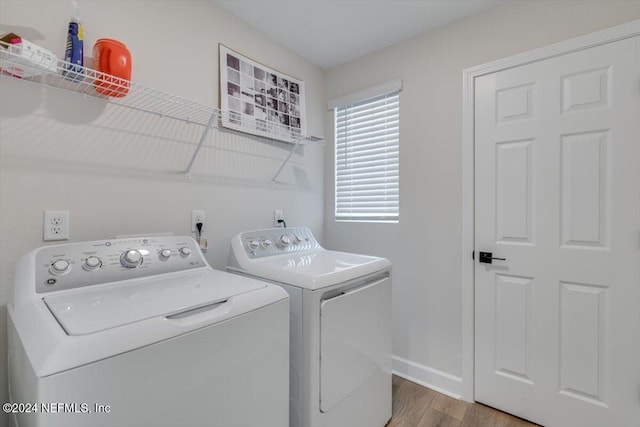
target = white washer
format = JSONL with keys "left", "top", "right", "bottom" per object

{"left": 9, "top": 236, "right": 289, "bottom": 427}
{"left": 227, "top": 227, "right": 392, "bottom": 427}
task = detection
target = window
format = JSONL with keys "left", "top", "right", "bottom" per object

{"left": 333, "top": 84, "right": 400, "bottom": 222}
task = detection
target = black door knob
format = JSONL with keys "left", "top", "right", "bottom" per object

{"left": 479, "top": 251, "right": 506, "bottom": 264}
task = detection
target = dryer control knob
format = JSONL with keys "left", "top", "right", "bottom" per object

{"left": 261, "top": 239, "right": 272, "bottom": 248}
{"left": 159, "top": 249, "right": 172, "bottom": 259}
{"left": 121, "top": 250, "right": 143, "bottom": 268}
{"left": 83, "top": 256, "right": 101, "bottom": 271}
{"left": 248, "top": 240, "right": 260, "bottom": 250}
{"left": 50, "top": 259, "right": 70, "bottom": 275}
{"left": 292, "top": 235, "right": 302, "bottom": 244}
{"left": 278, "top": 235, "right": 291, "bottom": 247}
{"left": 179, "top": 247, "right": 192, "bottom": 256}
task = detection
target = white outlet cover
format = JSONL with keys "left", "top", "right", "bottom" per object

{"left": 44, "top": 210, "right": 69, "bottom": 241}
{"left": 274, "top": 210, "right": 284, "bottom": 227}
{"left": 191, "top": 210, "right": 205, "bottom": 232}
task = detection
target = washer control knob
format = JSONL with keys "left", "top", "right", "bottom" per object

{"left": 121, "top": 250, "right": 143, "bottom": 268}
{"left": 248, "top": 240, "right": 260, "bottom": 250}
{"left": 50, "top": 259, "right": 70, "bottom": 275}
{"left": 179, "top": 247, "right": 192, "bottom": 256}
{"left": 160, "top": 249, "right": 172, "bottom": 259}
{"left": 278, "top": 235, "right": 291, "bottom": 247}
{"left": 83, "top": 256, "right": 101, "bottom": 271}
{"left": 292, "top": 235, "right": 302, "bottom": 244}
{"left": 261, "top": 239, "right": 272, "bottom": 248}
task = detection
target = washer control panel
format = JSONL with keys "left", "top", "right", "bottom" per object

{"left": 35, "top": 236, "right": 205, "bottom": 293}
{"left": 239, "top": 227, "right": 320, "bottom": 259}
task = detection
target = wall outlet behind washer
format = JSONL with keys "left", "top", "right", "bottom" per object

{"left": 192, "top": 210, "right": 205, "bottom": 232}
{"left": 44, "top": 210, "right": 69, "bottom": 241}
{"left": 274, "top": 209, "right": 284, "bottom": 227}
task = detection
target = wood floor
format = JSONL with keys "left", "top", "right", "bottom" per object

{"left": 389, "top": 375, "right": 541, "bottom": 427}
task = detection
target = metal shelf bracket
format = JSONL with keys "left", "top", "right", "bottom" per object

{"left": 184, "top": 112, "right": 219, "bottom": 179}
{"left": 271, "top": 140, "right": 302, "bottom": 183}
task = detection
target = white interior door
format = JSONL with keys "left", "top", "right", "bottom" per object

{"left": 474, "top": 35, "right": 639, "bottom": 427}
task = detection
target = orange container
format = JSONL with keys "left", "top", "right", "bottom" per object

{"left": 92, "top": 38, "right": 131, "bottom": 97}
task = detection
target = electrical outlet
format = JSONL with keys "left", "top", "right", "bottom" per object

{"left": 44, "top": 210, "right": 69, "bottom": 241}
{"left": 191, "top": 210, "right": 205, "bottom": 232}
{"left": 274, "top": 209, "right": 284, "bottom": 227}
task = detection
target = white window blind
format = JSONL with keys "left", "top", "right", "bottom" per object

{"left": 335, "top": 90, "right": 399, "bottom": 222}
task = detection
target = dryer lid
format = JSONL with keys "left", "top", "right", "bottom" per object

{"left": 239, "top": 250, "right": 391, "bottom": 290}
{"left": 43, "top": 269, "right": 266, "bottom": 335}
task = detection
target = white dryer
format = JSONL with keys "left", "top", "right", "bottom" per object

{"left": 8, "top": 236, "right": 289, "bottom": 427}
{"left": 227, "top": 227, "right": 392, "bottom": 427}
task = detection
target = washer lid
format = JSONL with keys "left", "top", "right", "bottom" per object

{"left": 43, "top": 268, "right": 266, "bottom": 335}
{"left": 240, "top": 250, "right": 391, "bottom": 290}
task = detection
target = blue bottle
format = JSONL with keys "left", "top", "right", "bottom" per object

{"left": 63, "top": 2, "right": 83, "bottom": 81}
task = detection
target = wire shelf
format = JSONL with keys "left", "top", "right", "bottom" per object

{"left": 0, "top": 40, "right": 323, "bottom": 145}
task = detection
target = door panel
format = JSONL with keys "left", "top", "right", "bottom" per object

{"left": 475, "top": 35, "right": 639, "bottom": 427}
{"left": 559, "top": 281, "right": 608, "bottom": 406}
{"left": 495, "top": 139, "right": 534, "bottom": 244}
{"left": 560, "top": 131, "right": 609, "bottom": 248}
{"left": 494, "top": 273, "right": 533, "bottom": 384}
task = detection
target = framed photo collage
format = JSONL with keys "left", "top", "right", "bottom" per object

{"left": 219, "top": 45, "right": 307, "bottom": 143}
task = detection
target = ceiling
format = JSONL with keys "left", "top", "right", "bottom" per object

{"left": 212, "top": 0, "right": 505, "bottom": 69}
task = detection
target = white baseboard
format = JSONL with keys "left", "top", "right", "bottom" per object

{"left": 392, "top": 355, "right": 464, "bottom": 400}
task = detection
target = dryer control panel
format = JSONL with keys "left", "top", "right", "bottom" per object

{"left": 238, "top": 227, "right": 321, "bottom": 259}
{"left": 35, "top": 236, "right": 206, "bottom": 293}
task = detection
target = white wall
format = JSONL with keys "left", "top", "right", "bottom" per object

{"left": 0, "top": 1, "right": 325, "bottom": 424}
{"left": 324, "top": 1, "right": 640, "bottom": 396}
